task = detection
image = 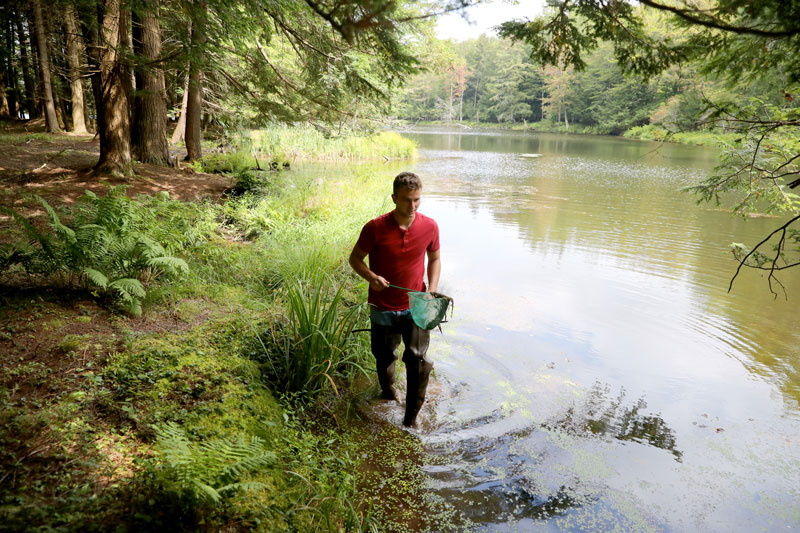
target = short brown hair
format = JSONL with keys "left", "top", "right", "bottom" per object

{"left": 393, "top": 172, "right": 422, "bottom": 194}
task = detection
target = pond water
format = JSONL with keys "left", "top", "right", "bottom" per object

{"left": 393, "top": 128, "right": 800, "bottom": 531}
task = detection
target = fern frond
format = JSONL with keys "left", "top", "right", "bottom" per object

{"left": 136, "top": 236, "right": 166, "bottom": 259}
{"left": 108, "top": 278, "right": 146, "bottom": 299}
{"left": 83, "top": 267, "right": 110, "bottom": 289}
{"left": 217, "top": 481, "right": 269, "bottom": 496}
{"left": 0, "top": 205, "right": 57, "bottom": 260}
{"left": 38, "top": 196, "right": 77, "bottom": 244}
{"left": 192, "top": 481, "right": 223, "bottom": 504}
{"left": 148, "top": 256, "right": 190, "bottom": 276}
{"left": 153, "top": 423, "right": 275, "bottom": 505}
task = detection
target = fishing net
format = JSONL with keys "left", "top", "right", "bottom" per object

{"left": 408, "top": 291, "right": 453, "bottom": 330}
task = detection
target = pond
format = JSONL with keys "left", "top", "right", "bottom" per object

{"left": 394, "top": 128, "right": 800, "bottom": 531}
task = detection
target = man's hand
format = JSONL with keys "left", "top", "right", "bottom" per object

{"left": 370, "top": 275, "right": 390, "bottom": 291}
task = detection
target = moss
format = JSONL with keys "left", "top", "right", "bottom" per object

{"left": 59, "top": 333, "right": 91, "bottom": 353}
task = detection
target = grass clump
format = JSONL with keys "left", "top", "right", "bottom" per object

{"left": 0, "top": 132, "right": 52, "bottom": 143}
{"left": 254, "top": 274, "right": 368, "bottom": 399}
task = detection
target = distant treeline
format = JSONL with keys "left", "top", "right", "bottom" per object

{"left": 394, "top": 32, "right": 788, "bottom": 135}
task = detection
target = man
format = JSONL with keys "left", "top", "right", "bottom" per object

{"left": 349, "top": 171, "right": 441, "bottom": 427}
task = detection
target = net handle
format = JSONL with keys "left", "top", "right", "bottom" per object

{"left": 388, "top": 283, "right": 415, "bottom": 292}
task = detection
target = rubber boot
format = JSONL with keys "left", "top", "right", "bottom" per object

{"left": 371, "top": 324, "right": 401, "bottom": 401}
{"left": 401, "top": 322, "right": 432, "bottom": 426}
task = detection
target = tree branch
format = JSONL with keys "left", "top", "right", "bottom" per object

{"left": 639, "top": 0, "right": 800, "bottom": 38}
{"left": 729, "top": 213, "right": 800, "bottom": 295}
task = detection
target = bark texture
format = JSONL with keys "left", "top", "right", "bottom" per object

{"left": 132, "top": 2, "right": 168, "bottom": 164}
{"left": 184, "top": 0, "right": 206, "bottom": 162}
{"left": 31, "top": 0, "right": 57, "bottom": 128}
{"left": 64, "top": 4, "right": 88, "bottom": 134}
{"left": 94, "top": 0, "right": 132, "bottom": 176}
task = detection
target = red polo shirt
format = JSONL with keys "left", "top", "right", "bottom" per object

{"left": 356, "top": 211, "right": 440, "bottom": 311}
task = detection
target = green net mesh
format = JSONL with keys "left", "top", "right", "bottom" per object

{"left": 408, "top": 291, "right": 453, "bottom": 330}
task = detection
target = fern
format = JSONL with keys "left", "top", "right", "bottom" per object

{"left": 148, "top": 256, "right": 190, "bottom": 276}
{"left": 38, "top": 196, "right": 77, "bottom": 245}
{"left": 1, "top": 188, "right": 195, "bottom": 316}
{"left": 83, "top": 267, "right": 109, "bottom": 288}
{"left": 154, "top": 423, "right": 275, "bottom": 504}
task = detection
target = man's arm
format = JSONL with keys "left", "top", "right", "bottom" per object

{"left": 349, "top": 244, "right": 389, "bottom": 291}
{"left": 427, "top": 248, "right": 441, "bottom": 293}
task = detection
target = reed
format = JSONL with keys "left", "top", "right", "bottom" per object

{"left": 263, "top": 272, "right": 368, "bottom": 398}
{"left": 247, "top": 124, "right": 416, "bottom": 160}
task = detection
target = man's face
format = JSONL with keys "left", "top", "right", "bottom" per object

{"left": 392, "top": 186, "right": 422, "bottom": 218}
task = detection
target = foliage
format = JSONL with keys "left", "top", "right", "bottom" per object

{"left": 247, "top": 125, "right": 417, "bottom": 160}
{"left": 256, "top": 273, "right": 369, "bottom": 399}
{"left": 0, "top": 188, "right": 204, "bottom": 315}
{"left": 153, "top": 422, "right": 275, "bottom": 504}
{"left": 0, "top": 134, "right": 411, "bottom": 530}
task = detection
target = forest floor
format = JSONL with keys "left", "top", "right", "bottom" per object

{"left": 0, "top": 118, "right": 233, "bottom": 218}
{"left": 0, "top": 118, "right": 231, "bottom": 405}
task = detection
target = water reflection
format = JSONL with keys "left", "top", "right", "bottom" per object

{"left": 396, "top": 128, "right": 800, "bottom": 531}
{"left": 550, "top": 383, "right": 683, "bottom": 462}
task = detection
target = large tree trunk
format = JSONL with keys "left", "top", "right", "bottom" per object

{"left": 132, "top": 1, "right": 168, "bottom": 164}
{"left": 170, "top": 68, "right": 189, "bottom": 145}
{"left": 16, "top": 14, "right": 36, "bottom": 120}
{"left": 94, "top": 0, "right": 133, "bottom": 177}
{"left": 64, "top": 3, "right": 88, "bottom": 134}
{"left": 31, "top": 0, "right": 59, "bottom": 131}
{"left": 184, "top": 0, "right": 206, "bottom": 162}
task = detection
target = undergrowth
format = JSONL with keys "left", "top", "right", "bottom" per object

{"left": 0, "top": 153, "right": 414, "bottom": 530}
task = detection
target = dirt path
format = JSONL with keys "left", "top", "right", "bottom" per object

{"left": 0, "top": 119, "right": 234, "bottom": 219}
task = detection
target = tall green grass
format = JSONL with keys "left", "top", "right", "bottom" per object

{"left": 246, "top": 124, "right": 416, "bottom": 160}
{"left": 263, "top": 274, "right": 368, "bottom": 397}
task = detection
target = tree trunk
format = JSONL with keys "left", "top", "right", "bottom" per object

{"left": 184, "top": 0, "right": 206, "bottom": 162}
{"left": 170, "top": 69, "right": 189, "bottom": 144}
{"left": 64, "top": 3, "right": 88, "bottom": 134}
{"left": 564, "top": 104, "right": 569, "bottom": 130}
{"left": 82, "top": 11, "right": 103, "bottom": 135}
{"left": 132, "top": 1, "right": 168, "bottom": 164}
{"left": 5, "top": 15, "right": 19, "bottom": 118}
{"left": 474, "top": 73, "right": 480, "bottom": 125}
{"left": 94, "top": 0, "right": 133, "bottom": 177}
{"left": 16, "top": 14, "right": 36, "bottom": 119}
{"left": 31, "top": 0, "right": 59, "bottom": 131}
{"left": 0, "top": 66, "right": 9, "bottom": 117}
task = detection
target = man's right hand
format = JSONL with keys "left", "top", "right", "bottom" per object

{"left": 370, "top": 275, "right": 390, "bottom": 291}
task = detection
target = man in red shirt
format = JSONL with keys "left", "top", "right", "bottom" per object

{"left": 349, "top": 172, "right": 441, "bottom": 427}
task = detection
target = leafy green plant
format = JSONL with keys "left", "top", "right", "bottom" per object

{"left": 0, "top": 188, "right": 190, "bottom": 315}
{"left": 256, "top": 273, "right": 368, "bottom": 399}
{"left": 153, "top": 422, "right": 275, "bottom": 504}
